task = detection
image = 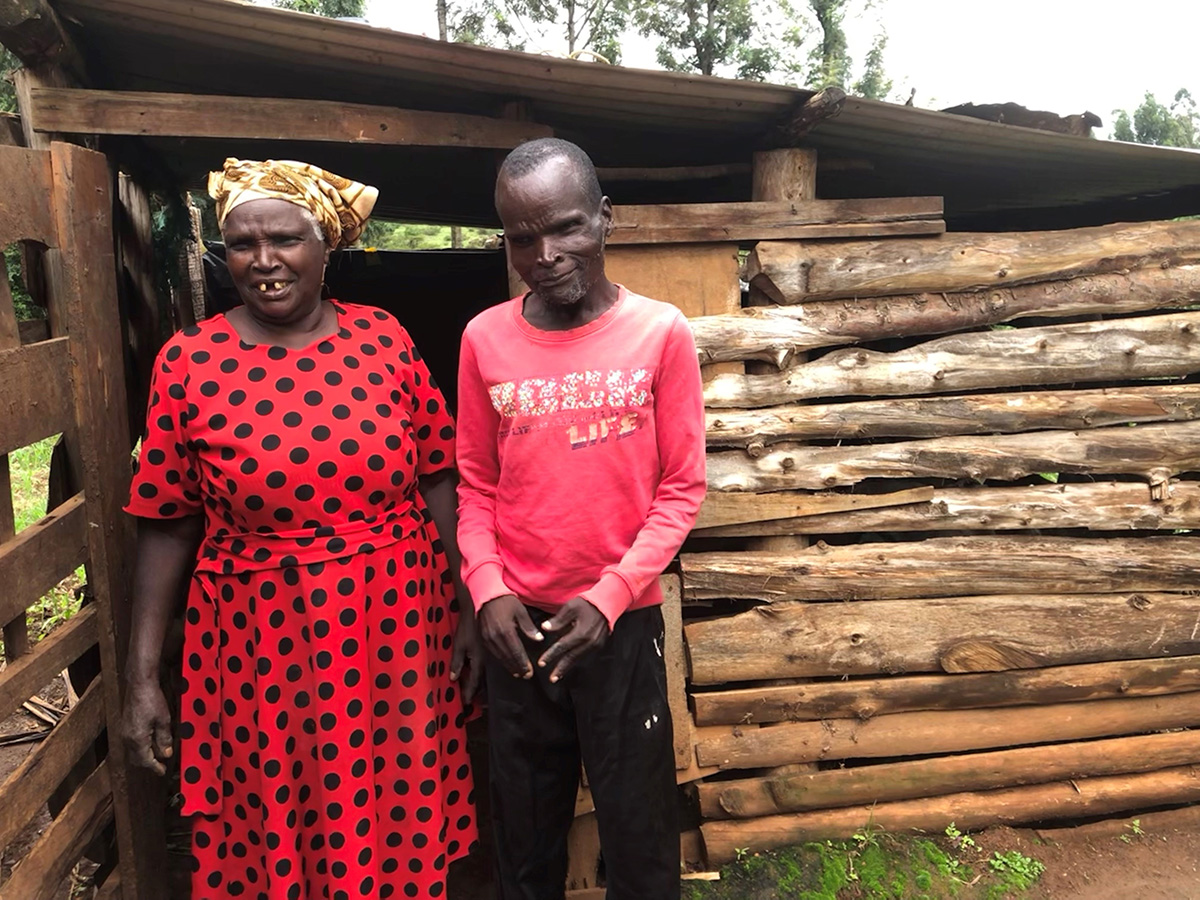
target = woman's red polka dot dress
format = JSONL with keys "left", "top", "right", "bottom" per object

{"left": 125, "top": 302, "right": 477, "bottom": 900}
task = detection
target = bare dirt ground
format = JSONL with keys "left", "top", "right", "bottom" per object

{"left": 999, "top": 814, "right": 1200, "bottom": 900}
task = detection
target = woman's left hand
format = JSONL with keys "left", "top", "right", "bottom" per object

{"left": 450, "top": 608, "right": 484, "bottom": 704}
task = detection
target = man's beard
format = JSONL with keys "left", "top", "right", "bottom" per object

{"left": 540, "top": 270, "right": 591, "bottom": 307}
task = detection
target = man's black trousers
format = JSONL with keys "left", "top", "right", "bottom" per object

{"left": 485, "top": 604, "right": 680, "bottom": 900}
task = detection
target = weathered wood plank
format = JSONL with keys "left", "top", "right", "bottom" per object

{"left": 0, "top": 760, "right": 112, "bottom": 900}
{"left": 29, "top": 87, "right": 553, "bottom": 148}
{"left": 691, "top": 655, "right": 1200, "bottom": 725}
{"left": 659, "top": 574, "right": 693, "bottom": 770}
{"left": 607, "top": 244, "right": 741, "bottom": 320}
{"left": 0, "top": 337, "right": 73, "bottom": 454}
{"left": 610, "top": 218, "right": 944, "bottom": 245}
{"left": 0, "top": 493, "right": 87, "bottom": 626}
{"left": 747, "top": 219, "right": 1200, "bottom": 303}
{"left": 702, "top": 765, "right": 1200, "bottom": 864}
{"left": 615, "top": 197, "right": 941, "bottom": 232}
{"left": 606, "top": 243, "right": 742, "bottom": 379}
{"left": 691, "top": 264, "right": 1200, "bottom": 367}
{"left": 705, "top": 421, "right": 1200, "bottom": 493}
{"left": 0, "top": 678, "right": 105, "bottom": 851}
{"left": 695, "top": 486, "right": 934, "bottom": 531}
{"left": 705, "top": 385, "right": 1200, "bottom": 448}
{"left": 0, "top": 144, "right": 56, "bottom": 246}
{"left": 0, "top": 291, "right": 23, "bottom": 668}
{"left": 695, "top": 693, "right": 1200, "bottom": 771}
{"left": 700, "top": 730, "right": 1200, "bottom": 819}
{"left": 0, "top": 603, "right": 95, "bottom": 725}
{"left": 703, "top": 311, "right": 1200, "bottom": 408}
{"left": 50, "top": 140, "right": 166, "bottom": 900}
{"left": 597, "top": 163, "right": 751, "bottom": 183}
{"left": 616, "top": 194, "right": 942, "bottom": 245}
{"left": 684, "top": 591, "right": 1200, "bottom": 684}
{"left": 696, "top": 481, "right": 1200, "bottom": 538}
{"left": 683, "top": 535, "right": 1200, "bottom": 604}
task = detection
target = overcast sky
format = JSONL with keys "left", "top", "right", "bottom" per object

{"left": 363, "top": 0, "right": 1200, "bottom": 139}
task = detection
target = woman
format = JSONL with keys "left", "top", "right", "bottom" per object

{"left": 121, "top": 158, "right": 479, "bottom": 900}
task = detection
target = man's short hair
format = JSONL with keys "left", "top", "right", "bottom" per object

{"left": 497, "top": 138, "right": 603, "bottom": 209}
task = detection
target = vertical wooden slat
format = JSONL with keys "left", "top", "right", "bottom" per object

{"left": 115, "top": 172, "right": 161, "bottom": 445}
{"left": 48, "top": 140, "right": 166, "bottom": 900}
{"left": 0, "top": 239, "right": 29, "bottom": 662}
{"left": 13, "top": 71, "right": 65, "bottom": 337}
{"left": 182, "top": 198, "right": 205, "bottom": 324}
{"left": 659, "top": 573, "right": 693, "bottom": 770}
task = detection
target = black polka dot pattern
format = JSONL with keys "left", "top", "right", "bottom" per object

{"left": 126, "top": 303, "right": 475, "bottom": 898}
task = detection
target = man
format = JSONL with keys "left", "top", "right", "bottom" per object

{"left": 455, "top": 137, "right": 706, "bottom": 899}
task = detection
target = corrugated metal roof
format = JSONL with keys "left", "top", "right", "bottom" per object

{"left": 53, "top": 0, "right": 1200, "bottom": 228}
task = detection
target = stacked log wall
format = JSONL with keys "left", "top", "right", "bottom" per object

{"left": 680, "top": 218, "right": 1200, "bottom": 865}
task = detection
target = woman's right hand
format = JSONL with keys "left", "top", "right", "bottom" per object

{"left": 121, "top": 680, "right": 174, "bottom": 776}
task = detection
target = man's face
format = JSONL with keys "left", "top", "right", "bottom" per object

{"left": 496, "top": 157, "right": 613, "bottom": 307}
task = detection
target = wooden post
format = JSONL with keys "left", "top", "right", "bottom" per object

{"left": 498, "top": 99, "right": 534, "bottom": 299}
{"left": 751, "top": 149, "right": 818, "bottom": 206}
{"left": 49, "top": 140, "right": 167, "bottom": 900}
{"left": 748, "top": 148, "right": 817, "bottom": 552}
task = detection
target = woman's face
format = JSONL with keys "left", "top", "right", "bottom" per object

{"left": 223, "top": 199, "right": 331, "bottom": 326}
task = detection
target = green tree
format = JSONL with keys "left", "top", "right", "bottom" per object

{"left": 636, "top": 0, "right": 890, "bottom": 92}
{"left": 272, "top": 0, "right": 365, "bottom": 17}
{"left": 1113, "top": 90, "right": 1199, "bottom": 148}
{"left": 449, "top": 1, "right": 634, "bottom": 63}
{"left": 0, "top": 47, "right": 18, "bottom": 114}
{"left": 805, "top": 0, "right": 849, "bottom": 89}
{"left": 635, "top": 0, "right": 785, "bottom": 80}
{"left": 851, "top": 31, "right": 891, "bottom": 99}
{"left": 359, "top": 220, "right": 495, "bottom": 250}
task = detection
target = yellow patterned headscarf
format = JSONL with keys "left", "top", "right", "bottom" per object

{"left": 207, "top": 158, "right": 378, "bottom": 249}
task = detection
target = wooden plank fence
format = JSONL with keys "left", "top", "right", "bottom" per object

{"left": 0, "top": 141, "right": 164, "bottom": 899}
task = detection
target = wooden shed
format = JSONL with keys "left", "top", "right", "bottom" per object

{"left": 2, "top": 0, "right": 1200, "bottom": 896}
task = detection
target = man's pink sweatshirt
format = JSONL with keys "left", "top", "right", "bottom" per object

{"left": 455, "top": 287, "right": 707, "bottom": 629}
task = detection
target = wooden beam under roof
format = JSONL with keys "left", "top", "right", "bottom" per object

{"left": 608, "top": 196, "right": 944, "bottom": 245}
{"left": 26, "top": 87, "right": 554, "bottom": 148}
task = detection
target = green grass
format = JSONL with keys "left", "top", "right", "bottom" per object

{"left": 681, "top": 828, "right": 1046, "bottom": 900}
{"left": 7, "top": 435, "right": 84, "bottom": 645}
